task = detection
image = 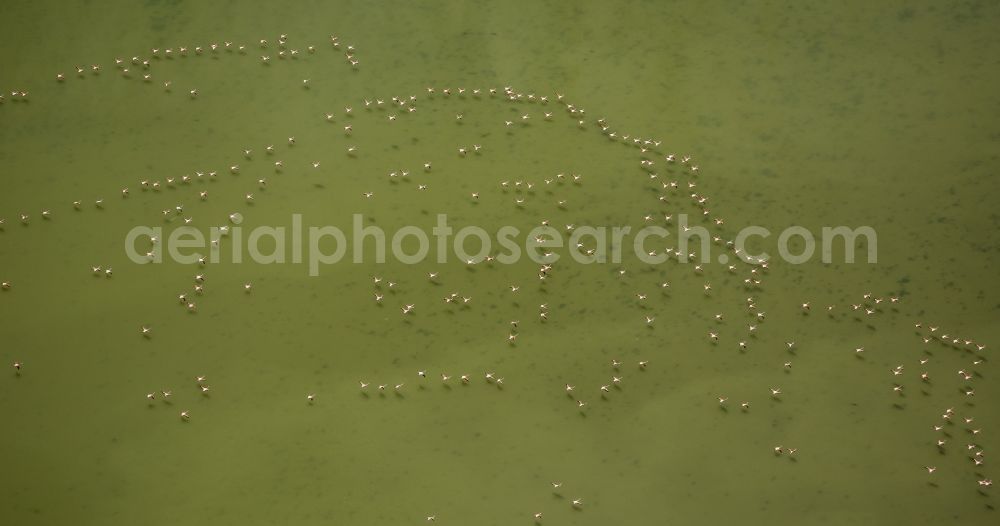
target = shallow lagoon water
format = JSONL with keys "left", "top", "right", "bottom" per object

{"left": 1, "top": 1, "right": 998, "bottom": 525}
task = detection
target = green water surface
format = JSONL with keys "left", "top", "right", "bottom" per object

{"left": 1, "top": 1, "right": 998, "bottom": 525}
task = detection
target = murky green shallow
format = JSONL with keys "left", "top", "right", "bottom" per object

{"left": 1, "top": 1, "right": 998, "bottom": 524}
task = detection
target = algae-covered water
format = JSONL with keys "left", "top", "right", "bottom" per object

{"left": 1, "top": 1, "right": 998, "bottom": 525}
